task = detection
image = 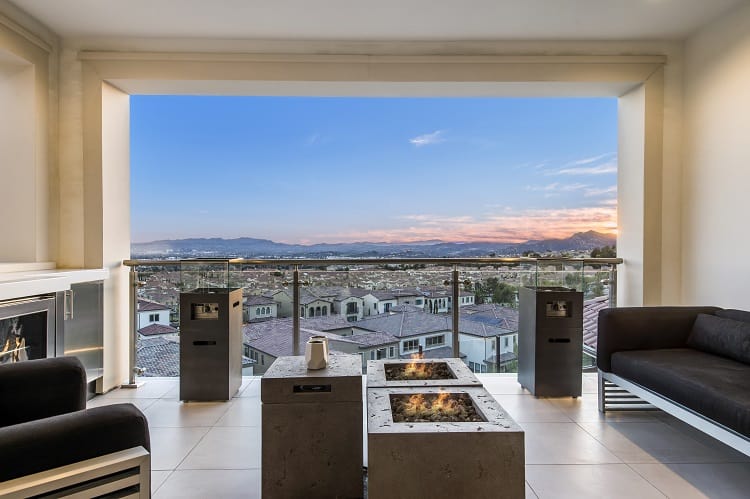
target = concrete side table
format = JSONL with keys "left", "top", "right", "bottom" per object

{"left": 261, "top": 354, "right": 363, "bottom": 499}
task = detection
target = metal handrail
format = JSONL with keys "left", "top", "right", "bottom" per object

{"left": 124, "top": 256, "right": 621, "bottom": 384}
{"left": 124, "top": 257, "right": 623, "bottom": 266}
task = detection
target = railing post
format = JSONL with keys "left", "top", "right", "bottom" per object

{"left": 293, "top": 266, "right": 300, "bottom": 356}
{"left": 609, "top": 264, "right": 618, "bottom": 308}
{"left": 121, "top": 267, "right": 142, "bottom": 388}
{"left": 452, "top": 266, "right": 460, "bottom": 358}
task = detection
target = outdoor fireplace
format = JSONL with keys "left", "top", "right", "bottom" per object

{"left": 367, "top": 386, "right": 525, "bottom": 499}
{"left": 367, "top": 357, "right": 483, "bottom": 388}
{"left": 0, "top": 296, "right": 56, "bottom": 364}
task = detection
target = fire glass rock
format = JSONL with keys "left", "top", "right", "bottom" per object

{"left": 384, "top": 361, "right": 456, "bottom": 381}
{"left": 390, "top": 392, "right": 485, "bottom": 423}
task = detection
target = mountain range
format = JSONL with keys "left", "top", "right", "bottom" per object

{"left": 131, "top": 230, "right": 615, "bottom": 258}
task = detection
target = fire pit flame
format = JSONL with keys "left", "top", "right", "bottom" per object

{"left": 403, "top": 350, "right": 430, "bottom": 379}
{"left": 391, "top": 391, "right": 485, "bottom": 423}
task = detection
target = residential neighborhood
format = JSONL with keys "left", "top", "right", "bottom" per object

{"left": 135, "top": 274, "right": 608, "bottom": 376}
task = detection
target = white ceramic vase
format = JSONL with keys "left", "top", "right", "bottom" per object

{"left": 305, "top": 335, "right": 329, "bottom": 370}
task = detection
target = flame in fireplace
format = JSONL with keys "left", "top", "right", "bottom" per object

{"left": 403, "top": 350, "right": 429, "bottom": 379}
{"left": 0, "top": 317, "right": 28, "bottom": 364}
{"left": 402, "top": 391, "right": 461, "bottom": 419}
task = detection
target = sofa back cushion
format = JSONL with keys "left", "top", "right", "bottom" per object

{"left": 687, "top": 313, "right": 750, "bottom": 364}
{"left": 716, "top": 309, "right": 750, "bottom": 324}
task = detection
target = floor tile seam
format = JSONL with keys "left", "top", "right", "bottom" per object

{"left": 212, "top": 424, "right": 261, "bottom": 428}
{"left": 573, "top": 419, "right": 628, "bottom": 457}
{"left": 526, "top": 463, "right": 633, "bottom": 467}
{"left": 540, "top": 421, "right": 744, "bottom": 465}
{"left": 525, "top": 459, "right": 625, "bottom": 465}
{"left": 524, "top": 479, "right": 540, "bottom": 499}
{"left": 655, "top": 418, "right": 736, "bottom": 451}
{"left": 164, "top": 426, "right": 214, "bottom": 471}
{"left": 174, "top": 466, "right": 262, "bottom": 471}
{"left": 622, "top": 462, "right": 672, "bottom": 498}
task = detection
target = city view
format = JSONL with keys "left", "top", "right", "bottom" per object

{"left": 130, "top": 96, "right": 618, "bottom": 377}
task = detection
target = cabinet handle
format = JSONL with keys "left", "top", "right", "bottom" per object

{"left": 65, "top": 290, "right": 75, "bottom": 320}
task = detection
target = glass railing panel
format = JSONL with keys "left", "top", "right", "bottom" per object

{"left": 180, "top": 260, "right": 229, "bottom": 291}
{"left": 126, "top": 258, "right": 620, "bottom": 380}
{"left": 133, "top": 263, "right": 182, "bottom": 377}
{"left": 459, "top": 265, "right": 524, "bottom": 374}
{"left": 300, "top": 266, "right": 454, "bottom": 373}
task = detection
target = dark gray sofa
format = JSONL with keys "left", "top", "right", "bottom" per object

{"left": 0, "top": 357, "right": 151, "bottom": 494}
{"left": 597, "top": 306, "right": 750, "bottom": 455}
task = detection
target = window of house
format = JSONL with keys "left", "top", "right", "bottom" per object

{"left": 370, "top": 351, "right": 375, "bottom": 360}
{"left": 261, "top": 354, "right": 265, "bottom": 365}
{"left": 469, "top": 361, "right": 477, "bottom": 372}
{"left": 426, "top": 335, "right": 445, "bottom": 348}
{"left": 403, "top": 339, "right": 419, "bottom": 352}
{"left": 384, "top": 303, "right": 391, "bottom": 312}
{"left": 504, "top": 337, "right": 509, "bottom": 348}
{"left": 256, "top": 307, "right": 261, "bottom": 315}
{"left": 322, "top": 307, "right": 327, "bottom": 316}
{"left": 149, "top": 313, "right": 159, "bottom": 322}
{"left": 346, "top": 302, "right": 358, "bottom": 314}
{"left": 300, "top": 306, "right": 305, "bottom": 317}
{"left": 415, "top": 299, "right": 422, "bottom": 305}
{"left": 376, "top": 348, "right": 386, "bottom": 360}
{"left": 389, "top": 346, "right": 395, "bottom": 357}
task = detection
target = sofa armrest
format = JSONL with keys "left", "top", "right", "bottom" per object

{"left": 0, "top": 403, "right": 150, "bottom": 482}
{"left": 597, "top": 306, "right": 720, "bottom": 372}
{"left": 0, "top": 357, "right": 87, "bottom": 428}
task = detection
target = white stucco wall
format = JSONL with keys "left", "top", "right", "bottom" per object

{"left": 137, "top": 308, "right": 170, "bottom": 329}
{"left": 682, "top": 2, "right": 750, "bottom": 309}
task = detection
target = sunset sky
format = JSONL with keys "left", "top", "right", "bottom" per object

{"left": 131, "top": 96, "right": 617, "bottom": 244}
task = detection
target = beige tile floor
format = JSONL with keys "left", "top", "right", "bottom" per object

{"left": 88, "top": 374, "right": 750, "bottom": 498}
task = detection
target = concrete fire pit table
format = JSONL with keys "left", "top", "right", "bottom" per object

{"left": 366, "top": 358, "right": 483, "bottom": 388}
{"left": 367, "top": 386, "right": 525, "bottom": 499}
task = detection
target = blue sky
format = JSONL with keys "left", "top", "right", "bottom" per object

{"left": 131, "top": 96, "right": 617, "bottom": 244}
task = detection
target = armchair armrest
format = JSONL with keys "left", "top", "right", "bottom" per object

{"left": 0, "top": 357, "right": 87, "bottom": 428}
{"left": 0, "top": 403, "right": 150, "bottom": 482}
{"left": 596, "top": 306, "right": 720, "bottom": 372}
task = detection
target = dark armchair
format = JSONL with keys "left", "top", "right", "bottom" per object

{"left": 0, "top": 357, "right": 151, "bottom": 496}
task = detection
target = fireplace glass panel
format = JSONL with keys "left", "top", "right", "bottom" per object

{"left": 0, "top": 297, "right": 56, "bottom": 364}
{"left": 0, "top": 311, "right": 48, "bottom": 363}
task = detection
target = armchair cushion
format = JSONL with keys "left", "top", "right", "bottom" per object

{"left": 611, "top": 348, "right": 750, "bottom": 437}
{"left": 0, "top": 403, "right": 150, "bottom": 482}
{"left": 596, "top": 306, "right": 720, "bottom": 372}
{"left": 0, "top": 357, "right": 86, "bottom": 428}
{"left": 716, "top": 309, "right": 750, "bottom": 324}
{"left": 687, "top": 313, "right": 750, "bottom": 364}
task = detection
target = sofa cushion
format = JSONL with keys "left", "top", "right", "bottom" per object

{"left": 611, "top": 348, "right": 750, "bottom": 437}
{"left": 716, "top": 309, "right": 750, "bottom": 324}
{"left": 687, "top": 313, "right": 750, "bottom": 364}
{"left": 0, "top": 403, "right": 150, "bottom": 482}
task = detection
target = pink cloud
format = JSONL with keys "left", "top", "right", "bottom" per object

{"left": 307, "top": 206, "right": 617, "bottom": 244}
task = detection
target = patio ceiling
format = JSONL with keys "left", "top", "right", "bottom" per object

{"left": 10, "top": 0, "right": 743, "bottom": 42}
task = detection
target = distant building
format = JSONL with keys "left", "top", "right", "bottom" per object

{"left": 391, "top": 288, "right": 424, "bottom": 308}
{"left": 362, "top": 290, "right": 398, "bottom": 316}
{"left": 242, "top": 315, "right": 398, "bottom": 374}
{"left": 137, "top": 299, "right": 174, "bottom": 336}
{"left": 353, "top": 306, "right": 516, "bottom": 373}
{"left": 137, "top": 335, "right": 180, "bottom": 376}
{"left": 244, "top": 295, "right": 278, "bottom": 322}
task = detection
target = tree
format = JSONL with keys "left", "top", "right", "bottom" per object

{"left": 492, "top": 282, "right": 517, "bottom": 305}
{"left": 474, "top": 277, "right": 517, "bottom": 305}
{"left": 591, "top": 245, "right": 616, "bottom": 258}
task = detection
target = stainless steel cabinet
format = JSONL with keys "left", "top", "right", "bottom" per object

{"left": 57, "top": 281, "right": 104, "bottom": 390}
